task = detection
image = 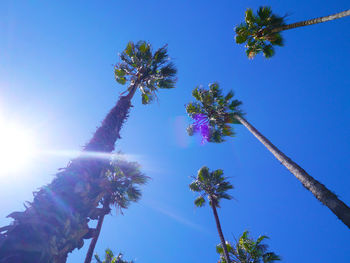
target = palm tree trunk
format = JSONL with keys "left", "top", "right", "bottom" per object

{"left": 84, "top": 83, "right": 137, "bottom": 152}
{"left": 271, "top": 9, "right": 350, "bottom": 33}
{"left": 234, "top": 114, "right": 350, "bottom": 229}
{"left": 84, "top": 207, "right": 108, "bottom": 263}
{"left": 0, "top": 85, "right": 139, "bottom": 263}
{"left": 66, "top": 84, "right": 138, "bottom": 180}
{"left": 210, "top": 203, "right": 230, "bottom": 263}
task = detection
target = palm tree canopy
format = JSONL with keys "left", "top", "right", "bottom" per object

{"left": 189, "top": 166, "right": 233, "bottom": 208}
{"left": 95, "top": 249, "right": 133, "bottom": 263}
{"left": 216, "top": 231, "right": 281, "bottom": 263}
{"left": 235, "top": 6, "right": 285, "bottom": 58}
{"left": 115, "top": 41, "right": 177, "bottom": 104}
{"left": 99, "top": 157, "right": 149, "bottom": 213}
{"left": 186, "top": 83, "right": 243, "bottom": 143}
{"left": 84, "top": 157, "right": 146, "bottom": 263}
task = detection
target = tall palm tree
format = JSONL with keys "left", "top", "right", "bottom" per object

{"left": 84, "top": 158, "right": 148, "bottom": 263}
{"left": 95, "top": 249, "right": 133, "bottom": 263}
{"left": 189, "top": 166, "right": 234, "bottom": 263}
{"left": 0, "top": 41, "right": 176, "bottom": 263}
{"left": 85, "top": 40, "right": 177, "bottom": 153}
{"left": 235, "top": 6, "right": 350, "bottom": 58}
{"left": 216, "top": 231, "right": 280, "bottom": 263}
{"left": 186, "top": 83, "right": 350, "bottom": 229}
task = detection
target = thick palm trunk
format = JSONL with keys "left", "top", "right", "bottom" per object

{"left": 84, "top": 209, "right": 107, "bottom": 263}
{"left": 0, "top": 85, "right": 138, "bottom": 262}
{"left": 211, "top": 203, "right": 230, "bottom": 263}
{"left": 234, "top": 114, "right": 350, "bottom": 229}
{"left": 271, "top": 9, "right": 350, "bottom": 33}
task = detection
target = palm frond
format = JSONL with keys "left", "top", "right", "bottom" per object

{"left": 114, "top": 41, "right": 177, "bottom": 103}
{"left": 189, "top": 181, "right": 201, "bottom": 192}
{"left": 98, "top": 156, "right": 149, "bottom": 214}
{"left": 95, "top": 249, "right": 133, "bottom": 263}
{"left": 217, "top": 231, "right": 281, "bottom": 263}
{"left": 235, "top": 6, "right": 286, "bottom": 58}
{"left": 190, "top": 166, "right": 233, "bottom": 208}
{"left": 194, "top": 196, "right": 206, "bottom": 207}
{"left": 186, "top": 83, "right": 243, "bottom": 143}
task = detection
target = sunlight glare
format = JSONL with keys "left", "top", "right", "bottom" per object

{"left": 0, "top": 117, "right": 37, "bottom": 175}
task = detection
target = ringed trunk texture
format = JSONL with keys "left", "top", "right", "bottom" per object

{"left": 234, "top": 114, "right": 350, "bottom": 229}
{"left": 211, "top": 203, "right": 230, "bottom": 263}
{"left": 0, "top": 86, "right": 137, "bottom": 262}
{"left": 271, "top": 9, "right": 350, "bottom": 33}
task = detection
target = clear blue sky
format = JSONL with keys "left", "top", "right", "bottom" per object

{"left": 0, "top": 1, "right": 350, "bottom": 262}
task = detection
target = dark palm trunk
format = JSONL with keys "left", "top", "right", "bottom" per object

{"left": 84, "top": 200, "right": 110, "bottom": 263}
{"left": 0, "top": 85, "right": 138, "bottom": 262}
{"left": 271, "top": 9, "right": 350, "bottom": 33}
{"left": 210, "top": 202, "right": 230, "bottom": 263}
{"left": 84, "top": 84, "right": 137, "bottom": 153}
{"left": 234, "top": 114, "right": 350, "bottom": 229}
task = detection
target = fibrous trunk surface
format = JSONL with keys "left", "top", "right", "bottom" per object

{"left": 0, "top": 94, "right": 133, "bottom": 263}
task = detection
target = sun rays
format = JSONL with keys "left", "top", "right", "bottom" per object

{"left": 0, "top": 115, "right": 37, "bottom": 175}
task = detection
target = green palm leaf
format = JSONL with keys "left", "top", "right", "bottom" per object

{"left": 95, "top": 249, "right": 133, "bottom": 263}
{"left": 217, "top": 231, "right": 281, "bottom": 263}
{"left": 194, "top": 196, "right": 206, "bottom": 207}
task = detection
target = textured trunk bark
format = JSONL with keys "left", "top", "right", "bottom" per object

{"left": 211, "top": 202, "right": 230, "bottom": 263}
{"left": 84, "top": 207, "right": 107, "bottom": 263}
{"left": 0, "top": 85, "right": 139, "bottom": 262}
{"left": 84, "top": 84, "right": 137, "bottom": 153}
{"left": 271, "top": 9, "right": 350, "bottom": 33}
{"left": 234, "top": 114, "right": 350, "bottom": 229}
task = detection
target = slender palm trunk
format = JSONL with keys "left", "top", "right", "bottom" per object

{"left": 234, "top": 114, "right": 350, "bottom": 229}
{"left": 84, "top": 215, "right": 105, "bottom": 263}
{"left": 271, "top": 9, "right": 350, "bottom": 33}
{"left": 84, "top": 204, "right": 108, "bottom": 263}
{"left": 210, "top": 202, "right": 230, "bottom": 263}
{"left": 0, "top": 85, "right": 139, "bottom": 263}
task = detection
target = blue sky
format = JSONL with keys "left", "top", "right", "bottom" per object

{"left": 0, "top": 1, "right": 350, "bottom": 262}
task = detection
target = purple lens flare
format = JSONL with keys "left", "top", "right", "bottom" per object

{"left": 192, "top": 113, "right": 210, "bottom": 144}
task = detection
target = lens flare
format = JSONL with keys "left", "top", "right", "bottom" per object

{"left": 0, "top": 120, "right": 37, "bottom": 175}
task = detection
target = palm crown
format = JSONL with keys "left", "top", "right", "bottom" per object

{"left": 115, "top": 41, "right": 177, "bottom": 104}
{"left": 95, "top": 249, "right": 133, "bottom": 263}
{"left": 186, "top": 83, "right": 243, "bottom": 143}
{"left": 189, "top": 166, "right": 233, "bottom": 208}
{"left": 216, "top": 231, "right": 281, "bottom": 263}
{"left": 99, "top": 158, "right": 149, "bottom": 213}
{"left": 235, "top": 6, "right": 285, "bottom": 58}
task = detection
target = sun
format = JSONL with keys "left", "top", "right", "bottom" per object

{"left": 0, "top": 116, "right": 37, "bottom": 175}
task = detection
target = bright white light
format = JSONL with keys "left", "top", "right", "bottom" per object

{"left": 0, "top": 116, "right": 37, "bottom": 175}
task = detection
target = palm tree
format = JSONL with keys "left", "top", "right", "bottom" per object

{"left": 235, "top": 6, "right": 350, "bottom": 58}
{"left": 186, "top": 83, "right": 350, "bottom": 229}
{"left": 216, "top": 231, "right": 280, "bottom": 263}
{"left": 84, "top": 158, "right": 148, "bottom": 263}
{"left": 0, "top": 41, "right": 176, "bottom": 263}
{"left": 189, "top": 166, "right": 234, "bottom": 263}
{"left": 85, "top": 40, "right": 177, "bottom": 152}
{"left": 95, "top": 249, "right": 133, "bottom": 263}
